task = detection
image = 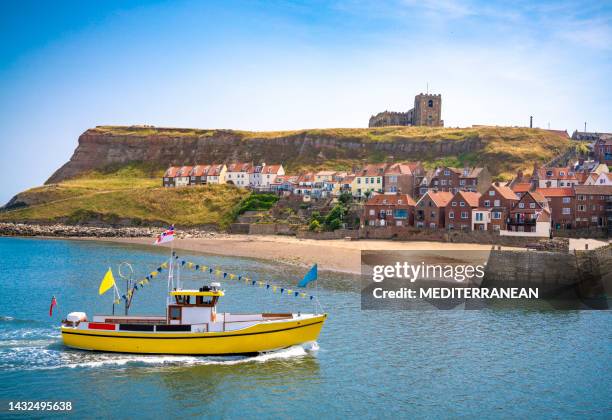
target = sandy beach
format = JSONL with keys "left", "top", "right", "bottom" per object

{"left": 83, "top": 234, "right": 526, "bottom": 274}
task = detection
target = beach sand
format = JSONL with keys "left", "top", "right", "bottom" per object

{"left": 84, "top": 235, "right": 524, "bottom": 274}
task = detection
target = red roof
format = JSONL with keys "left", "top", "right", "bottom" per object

{"left": 537, "top": 167, "right": 577, "bottom": 180}
{"left": 422, "top": 191, "right": 454, "bottom": 207}
{"left": 226, "top": 162, "right": 252, "bottom": 173}
{"left": 207, "top": 164, "right": 224, "bottom": 176}
{"left": 511, "top": 182, "right": 532, "bottom": 193}
{"left": 492, "top": 184, "right": 519, "bottom": 201}
{"left": 191, "top": 165, "right": 210, "bottom": 177}
{"left": 365, "top": 193, "right": 416, "bottom": 207}
{"left": 262, "top": 164, "right": 283, "bottom": 175}
{"left": 574, "top": 185, "right": 612, "bottom": 195}
{"left": 178, "top": 166, "right": 193, "bottom": 177}
{"left": 535, "top": 188, "right": 574, "bottom": 197}
{"left": 384, "top": 162, "right": 420, "bottom": 176}
{"left": 453, "top": 191, "right": 481, "bottom": 207}
{"left": 356, "top": 164, "right": 388, "bottom": 177}
{"left": 164, "top": 166, "right": 181, "bottom": 177}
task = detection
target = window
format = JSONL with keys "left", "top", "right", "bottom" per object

{"left": 441, "top": 180, "right": 447, "bottom": 186}
{"left": 164, "top": 177, "right": 169, "bottom": 181}
{"left": 461, "top": 212, "right": 468, "bottom": 219}
{"left": 519, "top": 203, "right": 525, "bottom": 208}
{"left": 449, "top": 211, "right": 454, "bottom": 219}
{"left": 475, "top": 213, "right": 483, "bottom": 221}
{"left": 492, "top": 211, "right": 501, "bottom": 220}
{"left": 371, "top": 178, "right": 375, "bottom": 183}
{"left": 448, "top": 223, "right": 454, "bottom": 229}
{"left": 460, "top": 202, "right": 465, "bottom": 207}
{"left": 577, "top": 205, "right": 586, "bottom": 211}
{"left": 430, "top": 211, "right": 436, "bottom": 218}
{"left": 169, "top": 306, "right": 181, "bottom": 321}
{"left": 369, "top": 209, "right": 375, "bottom": 216}
{"left": 494, "top": 200, "right": 500, "bottom": 207}
{"left": 484, "top": 200, "right": 490, "bottom": 207}
{"left": 562, "top": 197, "right": 571, "bottom": 204}
{"left": 529, "top": 203, "right": 536, "bottom": 208}
{"left": 428, "top": 99, "right": 433, "bottom": 107}
{"left": 459, "top": 180, "right": 466, "bottom": 186}
{"left": 369, "top": 220, "right": 375, "bottom": 226}
{"left": 357, "top": 178, "right": 361, "bottom": 184}
{"left": 489, "top": 190, "right": 495, "bottom": 196}
{"left": 396, "top": 220, "right": 403, "bottom": 226}
{"left": 386, "top": 209, "right": 392, "bottom": 216}
{"left": 562, "top": 208, "right": 571, "bottom": 215}
{"left": 444, "top": 170, "right": 450, "bottom": 176}
{"left": 365, "top": 178, "right": 369, "bottom": 184}
{"left": 451, "top": 201, "right": 457, "bottom": 207}
{"left": 377, "top": 177, "right": 381, "bottom": 183}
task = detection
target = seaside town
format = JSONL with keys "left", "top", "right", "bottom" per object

{"left": 160, "top": 128, "right": 612, "bottom": 239}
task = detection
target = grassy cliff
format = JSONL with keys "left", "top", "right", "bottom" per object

{"left": 1, "top": 165, "right": 249, "bottom": 227}
{"left": 2, "top": 125, "right": 570, "bottom": 227}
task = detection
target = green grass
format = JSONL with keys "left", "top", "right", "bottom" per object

{"left": 1, "top": 165, "right": 249, "bottom": 227}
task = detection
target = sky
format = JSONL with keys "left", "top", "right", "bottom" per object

{"left": 1, "top": 0, "right": 611, "bottom": 203}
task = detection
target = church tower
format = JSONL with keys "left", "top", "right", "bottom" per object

{"left": 412, "top": 94, "right": 443, "bottom": 127}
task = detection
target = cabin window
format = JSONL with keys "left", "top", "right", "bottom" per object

{"left": 169, "top": 306, "right": 181, "bottom": 320}
{"left": 175, "top": 295, "right": 190, "bottom": 305}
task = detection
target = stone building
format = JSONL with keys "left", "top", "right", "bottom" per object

{"left": 369, "top": 93, "right": 443, "bottom": 127}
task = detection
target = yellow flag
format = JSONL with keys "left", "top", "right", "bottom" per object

{"left": 98, "top": 268, "right": 115, "bottom": 295}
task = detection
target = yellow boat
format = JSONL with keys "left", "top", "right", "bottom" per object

{"left": 61, "top": 285, "right": 326, "bottom": 355}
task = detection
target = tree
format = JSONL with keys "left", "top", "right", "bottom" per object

{"left": 575, "top": 142, "right": 589, "bottom": 157}
{"left": 309, "top": 220, "right": 321, "bottom": 231}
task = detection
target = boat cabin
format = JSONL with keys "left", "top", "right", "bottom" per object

{"left": 167, "top": 284, "right": 224, "bottom": 329}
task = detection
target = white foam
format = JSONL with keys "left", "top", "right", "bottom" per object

{"left": 2, "top": 343, "right": 316, "bottom": 371}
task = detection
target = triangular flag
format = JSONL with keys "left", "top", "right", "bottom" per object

{"left": 98, "top": 268, "right": 115, "bottom": 295}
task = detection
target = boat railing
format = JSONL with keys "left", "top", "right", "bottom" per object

{"left": 96, "top": 315, "right": 167, "bottom": 325}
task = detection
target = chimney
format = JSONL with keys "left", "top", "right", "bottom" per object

{"left": 530, "top": 116, "right": 533, "bottom": 128}
{"left": 494, "top": 181, "right": 500, "bottom": 187}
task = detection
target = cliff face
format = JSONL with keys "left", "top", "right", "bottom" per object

{"left": 46, "top": 126, "right": 487, "bottom": 183}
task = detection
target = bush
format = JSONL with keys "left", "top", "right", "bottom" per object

{"left": 326, "top": 218, "right": 342, "bottom": 231}
{"left": 309, "top": 220, "right": 321, "bottom": 231}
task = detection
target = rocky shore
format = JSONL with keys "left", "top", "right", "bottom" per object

{"left": 0, "top": 222, "right": 219, "bottom": 239}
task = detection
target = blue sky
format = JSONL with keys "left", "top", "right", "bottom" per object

{"left": 1, "top": 0, "right": 611, "bottom": 203}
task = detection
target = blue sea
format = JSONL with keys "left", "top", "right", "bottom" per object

{"left": 0, "top": 237, "right": 610, "bottom": 418}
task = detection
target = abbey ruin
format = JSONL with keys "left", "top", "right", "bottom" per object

{"left": 369, "top": 93, "right": 443, "bottom": 127}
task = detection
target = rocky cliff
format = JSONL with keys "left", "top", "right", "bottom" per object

{"left": 47, "top": 125, "right": 569, "bottom": 183}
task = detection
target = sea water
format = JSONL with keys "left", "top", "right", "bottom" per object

{"left": 0, "top": 237, "right": 610, "bottom": 418}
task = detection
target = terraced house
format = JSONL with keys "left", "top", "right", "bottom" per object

{"left": 423, "top": 166, "right": 491, "bottom": 195}
{"left": 362, "top": 193, "right": 416, "bottom": 227}
{"left": 472, "top": 183, "right": 519, "bottom": 231}
{"left": 573, "top": 185, "right": 612, "bottom": 229}
{"left": 352, "top": 164, "right": 386, "bottom": 198}
{"left": 415, "top": 191, "right": 453, "bottom": 229}
{"left": 444, "top": 191, "right": 481, "bottom": 231}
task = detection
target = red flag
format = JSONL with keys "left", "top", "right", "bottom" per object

{"left": 49, "top": 296, "right": 57, "bottom": 317}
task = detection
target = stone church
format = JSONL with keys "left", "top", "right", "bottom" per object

{"left": 369, "top": 93, "right": 443, "bottom": 127}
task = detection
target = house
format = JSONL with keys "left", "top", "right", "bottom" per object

{"left": 427, "top": 167, "right": 491, "bottom": 195}
{"left": 505, "top": 191, "right": 551, "bottom": 236}
{"left": 472, "top": 183, "right": 519, "bottom": 231}
{"left": 510, "top": 182, "right": 532, "bottom": 199}
{"left": 225, "top": 163, "right": 253, "bottom": 187}
{"left": 414, "top": 191, "right": 454, "bottom": 229}
{"left": 536, "top": 188, "right": 575, "bottom": 230}
{"left": 362, "top": 193, "right": 416, "bottom": 227}
{"left": 383, "top": 162, "right": 424, "bottom": 196}
{"left": 294, "top": 173, "right": 315, "bottom": 196}
{"left": 190, "top": 165, "right": 210, "bottom": 185}
{"left": 593, "top": 137, "right": 612, "bottom": 165}
{"left": 259, "top": 164, "right": 285, "bottom": 190}
{"left": 270, "top": 175, "right": 298, "bottom": 194}
{"left": 571, "top": 131, "right": 612, "bottom": 142}
{"left": 314, "top": 170, "right": 337, "bottom": 183}
{"left": 353, "top": 164, "right": 387, "bottom": 198}
{"left": 583, "top": 172, "right": 612, "bottom": 186}
{"left": 206, "top": 164, "right": 227, "bottom": 184}
{"left": 573, "top": 185, "right": 612, "bottom": 229}
{"left": 533, "top": 166, "right": 579, "bottom": 188}
{"left": 445, "top": 191, "right": 481, "bottom": 231}
{"left": 250, "top": 163, "right": 265, "bottom": 188}
{"left": 162, "top": 166, "right": 181, "bottom": 187}
{"left": 175, "top": 166, "right": 193, "bottom": 187}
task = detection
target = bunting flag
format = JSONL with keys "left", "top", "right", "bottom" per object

{"left": 298, "top": 264, "right": 317, "bottom": 287}
{"left": 112, "top": 253, "right": 315, "bottom": 304}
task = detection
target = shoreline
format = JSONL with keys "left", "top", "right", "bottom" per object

{"left": 9, "top": 233, "right": 518, "bottom": 274}
{"left": 2, "top": 223, "right": 607, "bottom": 274}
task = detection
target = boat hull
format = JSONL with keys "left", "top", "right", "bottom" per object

{"left": 61, "top": 314, "right": 326, "bottom": 355}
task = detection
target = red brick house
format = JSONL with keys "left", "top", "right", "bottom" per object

{"left": 383, "top": 162, "right": 424, "bottom": 197}
{"left": 472, "top": 183, "right": 519, "bottom": 231}
{"left": 445, "top": 191, "right": 481, "bottom": 230}
{"left": 536, "top": 188, "right": 575, "bottom": 230}
{"left": 594, "top": 137, "right": 612, "bottom": 165}
{"left": 533, "top": 166, "right": 579, "bottom": 188}
{"left": 573, "top": 185, "right": 612, "bottom": 229}
{"left": 510, "top": 182, "right": 532, "bottom": 199}
{"left": 415, "top": 191, "right": 453, "bottom": 229}
{"left": 190, "top": 165, "right": 211, "bottom": 185}
{"left": 428, "top": 167, "right": 491, "bottom": 195}
{"left": 362, "top": 193, "right": 416, "bottom": 228}
{"left": 507, "top": 191, "right": 551, "bottom": 234}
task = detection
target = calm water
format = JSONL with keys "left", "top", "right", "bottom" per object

{"left": 0, "top": 237, "right": 610, "bottom": 419}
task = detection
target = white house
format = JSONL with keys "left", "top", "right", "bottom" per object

{"left": 259, "top": 164, "right": 285, "bottom": 189}
{"left": 175, "top": 166, "right": 193, "bottom": 187}
{"left": 225, "top": 163, "right": 252, "bottom": 187}
{"left": 206, "top": 164, "right": 227, "bottom": 184}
